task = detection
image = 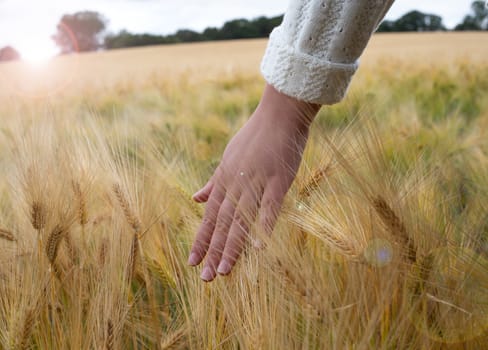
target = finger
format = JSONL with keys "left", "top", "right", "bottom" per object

{"left": 188, "top": 185, "right": 225, "bottom": 266}
{"left": 200, "top": 195, "right": 239, "bottom": 282}
{"left": 217, "top": 191, "right": 260, "bottom": 276}
{"left": 258, "top": 180, "right": 286, "bottom": 236}
{"left": 192, "top": 179, "right": 214, "bottom": 203}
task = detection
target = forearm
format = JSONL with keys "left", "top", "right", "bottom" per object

{"left": 256, "top": 84, "right": 321, "bottom": 133}
{"left": 261, "top": 0, "right": 395, "bottom": 105}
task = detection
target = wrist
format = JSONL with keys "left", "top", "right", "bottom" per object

{"left": 257, "top": 84, "right": 321, "bottom": 132}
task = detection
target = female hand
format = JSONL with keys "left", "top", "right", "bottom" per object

{"left": 188, "top": 84, "right": 320, "bottom": 282}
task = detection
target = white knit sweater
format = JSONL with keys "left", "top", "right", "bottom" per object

{"left": 261, "top": 0, "right": 395, "bottom": 105}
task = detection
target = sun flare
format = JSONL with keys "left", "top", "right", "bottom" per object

{"left": 19, "top": 40, "right": 59, "bottom": 65}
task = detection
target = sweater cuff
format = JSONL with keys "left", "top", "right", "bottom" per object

{"left": 260, "top": 28, "right": 359, "bottom": 105}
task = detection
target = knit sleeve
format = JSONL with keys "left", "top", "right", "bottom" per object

{"left": 260, "top": 0, "right": 394, "bottom": 105}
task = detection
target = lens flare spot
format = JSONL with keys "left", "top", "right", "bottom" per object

{"left": 296, "top": 202, "right": 305, "bottom": 211}
{"left": 363, "top": 238, "right": 393, "bottom": 267}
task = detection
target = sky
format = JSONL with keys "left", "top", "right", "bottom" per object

{"left": 0, "top": 0, "right": 474, "bottom": 62}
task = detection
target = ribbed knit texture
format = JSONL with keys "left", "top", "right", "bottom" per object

{"left": 261, "top": 0, "right": 395, "bottom": 105}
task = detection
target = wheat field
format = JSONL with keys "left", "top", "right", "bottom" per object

{"left": 0, "top": 33, "right": 487, "bottom": 349}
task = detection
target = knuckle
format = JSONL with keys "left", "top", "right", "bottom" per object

{"left": 193, "top": 237, "right": 210, "bottom": 251}
{"left": 233, "top": 214, "right": 248, "bottom": 232}
{"left": 261, "top": 196, "right": 277, "bottom": 210}
{"left": 201, "top": 217, "right": 214, "bottom": 227}
{"left": 207, "top": 250, "right": 222, "bottom": 265}
{"left": 214, "top": 219, "right": 231, "bottom": 233}
{"left": 206, "top": 200, "right": 221, "bottom": 214}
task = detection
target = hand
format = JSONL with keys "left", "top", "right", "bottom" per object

{"left": 188, "top": 84, "right": 320, "bottom": 282}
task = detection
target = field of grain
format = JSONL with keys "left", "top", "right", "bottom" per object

{"left": 0, "top": 33, "right": 487, "bottom": 349}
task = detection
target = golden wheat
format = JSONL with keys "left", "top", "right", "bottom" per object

{"left": 0, "top": 228, "right": 16, "bottom": 242}
{"left": 0, "top": 34, "right": 486, "bottom": 349}
{"left": 372, "top": 196, "right": 417, "bottom": 263}
{"left": 30, "top": 201, "right": 46, "bottom": 231}
{"left": 105, "top": 319, "right": 114, "bottom": 350}
{"left": 160, "top": 326, "right": 187, "bottom": 350}
{"left": 113, "top": 183, "right": 141, "bottom": 235}
{"left": 72, "top": 180, "right": 88, "bottom": 227}
{"left": 45, "top": 225, "right": 65, "bottom": 264}
{"left": 15, "top": 308, "right": 37, "bottom": 350}
{"left": 127, "top": 233, "right": 139, "bottom": 282}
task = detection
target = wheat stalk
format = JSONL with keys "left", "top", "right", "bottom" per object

{"left": 63, "top": 232, "right": 80, "bottom": 265}
{"left": 127, "top": 233, "right": 139, "bottom": 282}
{"left": 113, "top": 183, "right": 141, "bottom": 234}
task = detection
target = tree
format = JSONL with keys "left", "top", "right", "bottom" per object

{"left": 252, "top": 15, "right": 284, "bottom": 37}
{"left": 219, "top": 19, "right": 259, "bottom": 39}
{"left": 0, "top": 46, "right": 20, "bottom": 62}
{"left": 174, "top": 29, "right": 203, "bottom": 43}
{"left": 53, "top": 11, "right": 107, "bottom": 53}
{"left": 202, "top": 27, "right": 221, "bottom": 41}
{"left": 377, "top": 20, "right": 395, "bottom": 32}
{"left": 455, "top": 1, "right": 488, "bottom": 30}
{"left": 378, "top": 10, "right": 446, "bottom": 32}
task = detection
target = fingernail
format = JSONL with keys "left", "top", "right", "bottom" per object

{"left": 192, "top": 192, "right": 203, "bottom": 203}
{"left": 217, "top": 260, "right": 232, "bottom": 275}
{"left": 200, "top": 267, "right": 214, "bottom": 282}
{"left": 188, "top": 253, "right": 199, "bottom": 266}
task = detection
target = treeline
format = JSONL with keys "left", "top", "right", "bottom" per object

{"left": 106, "top": 11, "right": 447, "bottom": 49}
{"left": 105, "top": 16, "right": 284, "bottom": 49}
{"left": 104, "top": 1, "right": 487, "bottom": 50}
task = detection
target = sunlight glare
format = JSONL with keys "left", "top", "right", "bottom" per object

{"left": 19, "top": 40, "right": 59, "bottom": 65}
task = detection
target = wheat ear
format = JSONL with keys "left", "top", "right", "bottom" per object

{"left": 72, "top": 181, "right": 88, "bottom": 226}
{"left": 0, "top": 228, "right": 16, "bottom": 242}
{"left": 299, "top": 164, "right": 331, "bottom": 198}
{"left": 113, "top": 184, "right": 141, "bottom": 234}
{"left": 46, "top": 225, "right": 65, "bottom": 264}
{"left": 105, "top": 319, "right": 114, "bottom": 350}
{"left": 31, "top": 201, "right": 46, "bottom": 231}
{"left": 173, "top": 184, "right": 202, "bottom": 217}
{"left": 99, "top": 238, "right": 109, "bottom": 267}
{"left": 274, "top": 258, "right": 324, "bottom": 319}
{"left": 160, "top": 327, "right": 187, "bottom": 350}
{"left": 372, "top": 196, "right": 417, "bottom": 263}
{"left": 16, "top": 308, "right": 37, "bottom": 350}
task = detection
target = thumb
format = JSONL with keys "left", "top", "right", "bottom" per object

{"left": 192, "top": 180, "right": 214, "bottom": 203}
